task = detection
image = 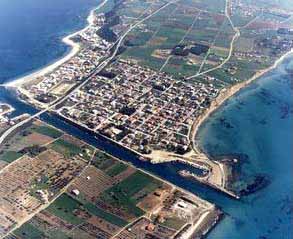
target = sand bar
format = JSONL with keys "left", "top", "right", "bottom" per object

{"left": 3, "top": 0, "right": 108, "bottom": 88}
{"left": 190, "top": 48, "right": 293, "bottom": 153}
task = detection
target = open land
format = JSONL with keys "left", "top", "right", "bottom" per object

{"left": 0, "top": 0, "right": 292, "bottom": 237}
{"left": 0, "top": 119, "right": 97, "bottom": 237}
{"left": 0, "top": 120, "right": 221, "bottom": 239}
{"left": 14, "top": 0, "right": 291, "bottom": 196}
{"left": 0, "top": 104, "right": 30, "bottom": 142}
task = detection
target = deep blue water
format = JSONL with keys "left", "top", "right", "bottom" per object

{"left": 1, "top": 56, "right": 291, "bottom": 239}
{"left": 0, "top": 0, "right": 100, "bottom": 83}
{"left": 197, "top": 56, "right": 293, "bottom": 238}
{"left": 0, "top": 59, "right": 291, "bottom": 239}
{"left": 0, "top": 0, "right": 292, "bottom": 238}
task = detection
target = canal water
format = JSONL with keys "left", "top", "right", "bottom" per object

{"left": 1, "top": 54, "right": 292, "bottom": 238}
{"left": 0, "top": 0, "right": 292, "bottom": 238}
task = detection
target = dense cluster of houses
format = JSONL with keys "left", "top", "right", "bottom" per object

{"left": 26, "top": 13, "right": 114, "bottom": 103}
{"left": 57, "top": 60, "right": 219, "bottom": 155}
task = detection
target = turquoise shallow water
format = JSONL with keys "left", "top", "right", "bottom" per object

{"left": 0, "top": 0, "right": 100, "bottom": 83}
{"left": 197, "top": 55, "right": 293, "bottom": 238}
{"left": 0, "top": 0, "right": 292, "bottom": 238}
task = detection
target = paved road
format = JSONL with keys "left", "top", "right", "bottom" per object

{"left": 0, "top": 0, "right": 179, "bottom": 147}
{"left": 186, "top": 0, "right": 240, "bottom": 80}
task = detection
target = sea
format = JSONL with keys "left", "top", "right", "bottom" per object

{"left": 0, "top": 0, "right": 100, "bottom": 83}
{"left": 197, "top": 56, "right": 293, "bottom": 238}
{"left": 0, "top": 0, "right": 292, "bottom": 238}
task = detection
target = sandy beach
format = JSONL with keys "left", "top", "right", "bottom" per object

{"left": 3, "top": 0, "right": 108, "bottom": 88}
{"left": 189, "top": 49, "right": 293, "bottom": 153}
{"left": 0, "top": 0, "right": 291, "bottom": 200}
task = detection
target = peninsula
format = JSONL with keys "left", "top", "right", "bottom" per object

{"left": 0, "top": 0, "right": 292, "bottom": 238}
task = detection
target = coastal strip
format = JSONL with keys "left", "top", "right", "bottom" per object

{"left": 0, "top": 118, "right": 222, "bottom": 239}
{"left": 1, "top": 0, "right": 291, "bottom": 203}
{"left": 3, "top": 0, "right": 109, "bottom": 88}
{"left": 190, "top": 49, "right": 293, "bottom": 154}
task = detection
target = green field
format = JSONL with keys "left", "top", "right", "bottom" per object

{"left": 92, "top": 151, "right": 117, "bottom": 170}
{"left": 33, "top": 125, "right": 63, "bottom": 139}
{"left": 83, "top": 202, "right": 128, "bottom": 227}
{"left": 183, "top": 0, "right": 226, "bottom": 13}
{"left": 209, "top": 47, "right": 229, "bottom": 58}
{"left": 207, "top": 68, "right": 233, "bottom": 83}
{"left": 47, "top": 194, "right": 84, "bottom": 225}
{"left": 0, "top": 151, "right": 23, "bottom": 163}
{"left": 100, "top": 190, "right": 145, "bottom": 218}
{"left": 159, "top": 216, "right": 187, "bottom": 230}
{"left": 118, "top": 0, "right": 150, "bottom": 18}
{"left": 111, "top": 171, "right": 159, "bottom": 197}
{"left": 125, "top": 30, "right": 154, "bottom": 47}
{"left": 100, "top": 171, "right": 161, "bottom": 217}
{"left": 105, "top": 162, "right": 128, "bottom": 177}
{"left": 50, "top": 139, "right": 82, "bottom": 158}
{"left": 66, "top": 191, "right": 128, "bottom": 227}
{"left": 163, "top": 58, "right": 201, "bottom": 79}
{"left": 45, "top": 230, "right": 71, "bottom": 239}
{"left": 15, "top": 223, "right": 45, "bottom": 239}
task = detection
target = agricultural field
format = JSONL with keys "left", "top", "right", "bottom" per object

{"left": 0, "top": 120, "right": 94, "bottom": 237}
{"left": 0, "top": 120, "right": 62, "bottom": 167}
{"left": 68, "top": 0, "right": 293, "bottom": 97}
{"left": 118, "top": 0, "right": 235, "bottom": 79}
{"left": 111, "top": 0, "right": 292, "bottom": 89}
{"left": 2, "top": 0, "right": 291, "bottom": 237}
{"left": 5, "top": 129, "right": 218, "bottom": 239}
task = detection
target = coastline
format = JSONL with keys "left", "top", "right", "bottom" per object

{"left": 3, "top": 0, "right": 108, "bottom": 88}
{"left": 0, "top": 0, "right": 291, "bottom": 201}
{"left": 139, "top": 50, "right": 293, "bottom": 199}
{"left": 0, "top": 116, "right": 221, "bottom": 238}
{"left": 190, "top": 48, "right": 293, "bottom": 154}
{"left": 0, "top": 0, "right": 291, "bottom": 237}
{"left": 48, "top": 115, "right": 224, "bottom": 238}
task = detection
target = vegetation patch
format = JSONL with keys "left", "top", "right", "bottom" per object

{"left": 19, "top": 145, "right": 47, "bottom": 158}
{"left": 92, "top": 151, "right": 117, "bottom": 170}
{"left": 50, "top": 139, "right": 82, "bottom": 158}
{"left": 0, "top": 151, "right": 23, "bottom": 163}
{"left": 47, "top": 194, "right": 84, "bottom": 225}
{"left": 112, "top": 171, "right": 159, "bottom": 197}
{"left": 125, "top": 31, "right": 154, "bottom": 47}
{"left": 14, "top": 223, "right": 45, "bottom": 239}
{"left": 99, "top": 171, "right": 161, "bottom": 217}
{"left": 33, "top": 125, "right": 63, "bottom": 139}
{"left": 105, "top": 162, "right": 128, "bottom": 177}
{"left": 159, "top": 216, "right": 187, "bottom": 230}
{"left": 83, "top": 202, "right": 128, "bottom": 227}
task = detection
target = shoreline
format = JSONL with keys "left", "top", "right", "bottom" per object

{"left": 190, "top": 49, "right": 293, "bottom": 155}
{"left": 46, "top": 115, "right": 224, "bottom": 238}
{"left": 49, "top": 110, "right": 239, "bottom": 199}
{"left": 3, "top": 0, "right": 108, "bottom": 88}
{"left": 0, "top": 116, "right": 221, "bottom": 238}
{"left": 1, "top": 0, "right": 291, "bottom": 201}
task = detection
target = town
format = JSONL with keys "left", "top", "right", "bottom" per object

{"left": 20, "top": 13, "right": 113, "bottom": 106}
{"left": 0, "top": 0, "right": 292, "bottom": 238}
{"left": 56, "top": 59, "right": 219, "bottom": 156}
{"left": 13, "top": 0, "right": 293, "bottom": 200}
{"left": 0, "top": 120, "right": 221, "bottom": 239}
